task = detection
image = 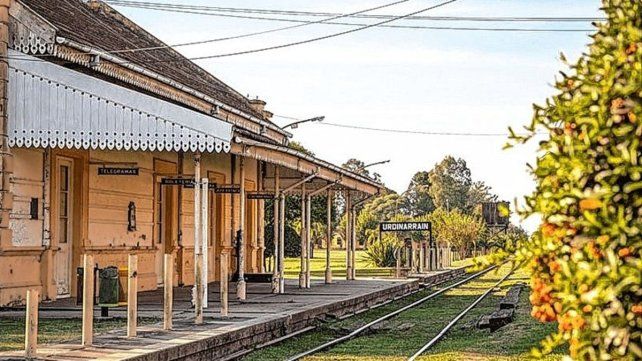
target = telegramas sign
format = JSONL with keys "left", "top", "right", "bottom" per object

{"left": 379, "top": 222, "right": 431, "bottom": 232}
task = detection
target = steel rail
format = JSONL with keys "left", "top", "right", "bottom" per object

{"left": 286, "top": 265, "right": 499, "bottom": 361}
{"left": 407, "top": 266, "right": 516, "bottom": 361}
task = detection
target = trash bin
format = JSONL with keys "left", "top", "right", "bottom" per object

{"left": 98, "top": 266, "right": 119, "bottom": 307}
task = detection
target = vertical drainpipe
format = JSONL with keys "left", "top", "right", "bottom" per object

{"left": 325, "top": 190, "right": 332, "bottom": 284}
{"left": 237, "top": 156, "right": 246, "bottom": 300}
{"left": 272, "top": 166, "right": 280, "bottom": 294}
{"left": 299, "top": 183, "right": 307, "bottom": 288}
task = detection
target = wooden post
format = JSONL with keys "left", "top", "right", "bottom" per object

{"left": 24, "top": 289, "right": 38, "bottom": 358}
{"left": 81, "top": 254, "right": 94, "bottom": 346}
{"left": 163, "top": 254, "right": 173, "bottom": 330}
{"left": 395, "top": 248, "right": 401, "bottom": 278}
{"left": 193, "top": 153, "right": 202, "bottom": 316}
{"left": 325, "top": 190, "right": 332, "bottom": 284}
{"left": 127, "top": 254, "right": 138, "bottom": 338}
{"left": 305, "top": 194, "right": 311, "bottom": 288}
{"left": 350, "top": 206, "right": 356, "bottom": 280}
{"left": 419, "top": 242, "right": 425, "bottom": 273}
{"left": 220, "top": 252, "right": 229, "bottom": 318}
{"left": 345, "top": 193, "right": 352, "bottom": 280}
{"left": 201, "top": 178, "right": 209, "bottom": 307}
{"left": 237, "top": 157, "right": 247, "bottom": 300}
{"left": 272, "top": 167, "right": 280, "bottom": 293}
{"left": 299, "top": 183, "right": 306, "bottom": 288}
{"left": 257, "top": 162, "right": 266, "bottom": 273}
{"left": 278, "top": 193, "right": 285, "bottom": 293}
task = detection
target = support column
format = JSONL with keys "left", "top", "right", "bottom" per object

{"left": 350, "top": 205, "right": 357, "bottom": 280}
{"left": 299, "top": 183, "right": 307, "bottom": 288}
{"left": 81, "top": 255, "right": 94, "bottom": 346}
{"left": 257, "top": 163, "right": 265, "bottom": 273}
{"left": 305, "top": 193, "right": 311, "bottom": 288}
{"left": 325, "top": 190, "right": 332, "bottom": 284}
{"left": 237, "top": 157, "right": 247, "bottom": 300}
{"left": 271, "top": 167, "right": 280, "bottom": 293}
{"left": 0, "top": 0, "right": 14, "bottom": 252}
{"left": 201, "top": 178, "right": 209, "bottom": 307}
{"left": 193, "top": 153, "right": 203, "bottom": 324}
{"left": 345, "top": 193, "right": 352, "bottom": 281}
{"left": 278, "top": 193, "right": 285, "bottom": 293}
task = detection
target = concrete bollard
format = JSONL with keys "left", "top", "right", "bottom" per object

{"left": 127, "top": 254, "right": 138, "bottom": 337}
{"left": 82, "top": 254, "right": 94, "bottom": 346}
{"left": 220, "top": 253, "right": 229, "bottom": 318}
{"left": 163, "top": 254, "right": 173, "bottom": 330}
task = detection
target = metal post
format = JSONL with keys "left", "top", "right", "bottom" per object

{"left": 201, "top": 178, "right": 209, "bottom": 307}
{"left": 325, "top": 190, "right": 332, "bottom": 284}
{"left": 272, "top": 167, "right": 280, "bottom": 293}
{"left": 299, "top": 183, "right": 307, "bottom": 288}
{"left": 279, "top": 193, "right": 285, "bottom": 293}
{"left": 237, "top": 157, "right": 247, "bottom": 300}
{"left": 81, "top": 254, "right": 94, "bottom": 346}
{"left": 345, "top": 193, "right": 352, "bottom": 280}
{"left": 305, "top": 194, "right": 311, "bottom": 288}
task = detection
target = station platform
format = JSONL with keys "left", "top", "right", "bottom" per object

{"left": 0, "top": 268, "right": 465, "bottom": 361}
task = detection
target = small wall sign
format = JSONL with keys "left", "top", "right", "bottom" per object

{"left": 161, "top": 178, "right": 195, "bottom": 187}
{"left": 247, "top": 192, "right": 275, "bottom": 200}
{"left": 215, "top": 184, "right": 241, "bottom": 194}
{"left": 98, "top": 167, "right": 139, "bottom": 176}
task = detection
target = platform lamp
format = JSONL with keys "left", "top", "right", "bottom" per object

{"left": 282, "top": 116, "right": 325, "bottom": 130}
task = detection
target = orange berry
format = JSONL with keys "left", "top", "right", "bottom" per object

{"left": 579, "top": 198, "right": 602, "bottom": 210}
{"left": 618, "top": 248, "right": 631, "bottom": 257}
{"left": 632, "top": 304, "right": 642, "bottom": 314}
{"left": 582, "top": 305, "right": 593, "bottom": 313}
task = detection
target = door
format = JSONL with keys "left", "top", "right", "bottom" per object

{"left": 155, "top": 183, "right": 177, "bottom": 284}
{"left": 55, "top": 158, "right": 74, "bottom": 297}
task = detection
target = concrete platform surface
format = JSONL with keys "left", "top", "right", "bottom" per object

{"left": 0, "top": 269, "right": 465, "bottom": 361}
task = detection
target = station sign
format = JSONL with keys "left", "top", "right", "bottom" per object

{"left": 247, "top": 191, "right": 275, "bottom": 200}
{"left": 98, "top": 167, "right": 139, "bottom": 176}
{"left": 379, "top": 222, "right": 431, "bottom": 232}
{"left": 215, "top": 184, "right": 241, "bottom": 194}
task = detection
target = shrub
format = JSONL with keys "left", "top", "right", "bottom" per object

{"left": 509, "top": 1, "right": 642, "bottom": 359}
{"left": 364, "top": 236, "right": 400, "bottom": 267}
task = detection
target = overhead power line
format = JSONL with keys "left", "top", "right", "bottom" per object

{"left": 106, "top": 1, "right": 603, "bottom": 22}
{"left": 316, "top": 121, "right": 545, "bottom": 137}
{"left": 107, "top": 1, "right": 594, "bottom": 33}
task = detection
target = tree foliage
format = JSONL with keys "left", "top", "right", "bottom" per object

{"left": 428, "top": 156, "right": 472, "bottom": 211}
{"left": 403, "top": 171, "right": 435, "bottom": 216}
{"left": 509, "top": 1, "right": 642, "bottom": 358}
{"left": 426, "top": 208, "right": 486, "bottom": 257}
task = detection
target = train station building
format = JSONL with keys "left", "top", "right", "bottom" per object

{"left": 0, "top": 0, "right": 381, "bottom": 306}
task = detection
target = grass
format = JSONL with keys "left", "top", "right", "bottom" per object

{"left": 242, "top": 264, "right": 565, "bottom": 361}
{"left": 0, "top": 317, "right": 159, "bottom": 352}
{"left": 283, "top": 249, "right": 397, "bottom": 279}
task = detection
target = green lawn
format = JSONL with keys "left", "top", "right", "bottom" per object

{"left": 0, "top": 317, "right": 159, "bottom": 352}
{"left": 243, "top": 264, "right": 564, "bottom": 361}
{"left": 282, "top": 249, "right": 397, "bottom": 278}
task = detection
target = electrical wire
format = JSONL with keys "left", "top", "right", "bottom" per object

{"left": 315, "top": 121, "right": 545, "bottom": 137}
{"left": 106, "top": 1, "right": 603, "bottom": 22}
{"left": 107, "top": 2, "right": 594, "bottom": 33}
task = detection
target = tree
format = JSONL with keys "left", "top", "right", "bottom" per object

{"left": 403, "top": 171, "right": 435, "bottom": 216}
{"left": 428, "top": 156, "right": 472, "bottom": 212}
{"left": 427, "top": 208, "right": 485, "bottom": 257}
{"left": 342, "top": 158, "right": 381, "bottom": 182}
{"left": 355, "top": 193, "right": 404, "bottom": 247}
{"left": 465, "top": 181, "right": 498, "bottom": 214}
{"left": 509, "top": 2, "right": 642, "bottom": 358}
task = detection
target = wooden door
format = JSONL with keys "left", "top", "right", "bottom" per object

{"left": 154, "top": 159, "right": 179, "bottom": 285}
{"left": 55, "top": 158, "right": 74, "bottom": 297}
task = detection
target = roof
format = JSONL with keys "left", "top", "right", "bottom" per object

{"left": 20, "top": 0, "right": 266, "bottom": 120}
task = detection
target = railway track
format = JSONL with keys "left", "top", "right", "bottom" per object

{"left": 286, "top": 263, "right": 513, "bottom": 361}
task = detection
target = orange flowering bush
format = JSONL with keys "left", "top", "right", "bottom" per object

{"left": 509, "top": 0, "right": 642, "bottom": 359}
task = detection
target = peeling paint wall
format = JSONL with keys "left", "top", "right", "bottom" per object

{"left": 10, "top": 148, "right": 44, "bottom": 247}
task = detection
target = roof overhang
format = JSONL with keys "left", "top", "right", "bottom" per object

{"left": 7, "top": 50, "right": 233, "bottom": 153}
{"left": 232, "top": 136, "right": 382, "bottom": 195}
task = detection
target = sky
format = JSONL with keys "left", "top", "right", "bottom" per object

{"left": 112, "top": 0, "right": 603, "bottom": 232}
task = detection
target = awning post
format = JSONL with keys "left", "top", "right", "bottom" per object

{"left": 279, "top": 193, "right": 285, "bottom": 293}
{"left": 299, "top": 183, "right": 307, "bottom": 288}
{"left": 193, "top": 153, "right": 203, "bottom": 324}
{"left": 201, "top": 177, "right": 209, "bottom": 307}
{"left": 325, "top": 190, "right": 333, "bottom": 284}
{"left": 305, "top": 193, "right": 311, "bottom": 288}
{"left": 271, "top": 166, "right": 280, "bottom": 294}
{"left": 237, "top": 156, "right": 247, "bottom": 300}
{"left": 345, "top": 192, "right": 352, "bottom": 281}
{"left": 350, "top": 205, "right": 357, "bottom": 280}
